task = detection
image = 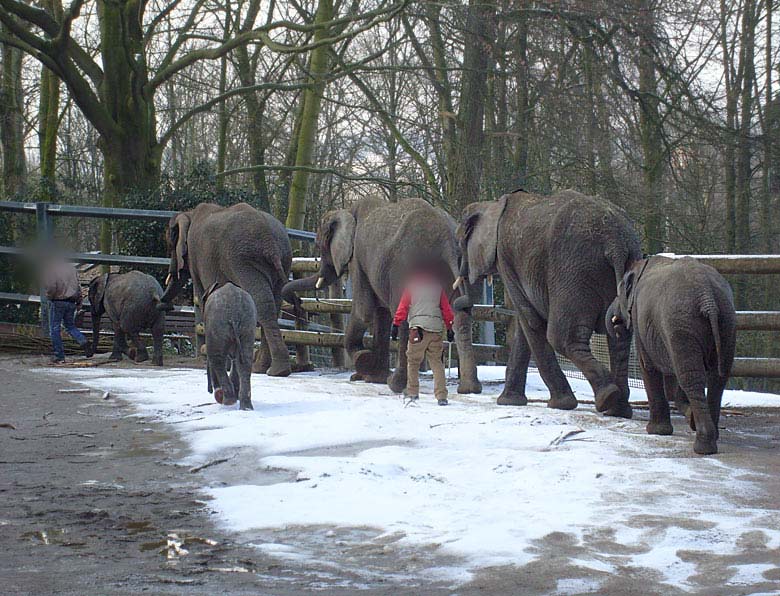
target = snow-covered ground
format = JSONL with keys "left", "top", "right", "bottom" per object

{"left": 45, "top": 364, "right": 780, "bottom": 591}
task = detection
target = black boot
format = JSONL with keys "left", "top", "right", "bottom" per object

{"left": 83, "top": 343, "right": 94, "bottom": 358}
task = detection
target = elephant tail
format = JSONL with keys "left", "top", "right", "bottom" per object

{"left": 703, "top": 305, "right": 725, "bottom": 377}
{"left": 271, "top": 255, "right": 287, "bottom": 287}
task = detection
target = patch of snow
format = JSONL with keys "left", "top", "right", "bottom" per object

{"left": 44, "top": 365, "right": 780, "bottom": 591}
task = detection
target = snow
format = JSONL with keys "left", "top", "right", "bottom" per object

{"left": 44, "top": 364, "right": 780, "bottom": 591}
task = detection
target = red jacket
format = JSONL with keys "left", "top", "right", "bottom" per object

{"left": 393, "top": 278, "right": 454, "bottom": 330}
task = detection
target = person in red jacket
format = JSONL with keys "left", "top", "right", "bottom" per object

{"left": 391, "top": 269, "right": 455, "bottom": 405}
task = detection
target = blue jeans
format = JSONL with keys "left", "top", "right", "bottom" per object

{"left": 50, "top": 300, "right": 86, "bottom": 360}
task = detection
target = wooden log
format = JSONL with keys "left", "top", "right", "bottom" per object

{"left": 731, "top": 358, "right": 780, "bottom": 378}
{"left": 291, "top": 258, "right": 320, "bottom": 273}
{"left": 735, "top": 311, "right": 780, "bottom": 331}
{"left": 660, "top": 253, "right": 780, "bottom": 275}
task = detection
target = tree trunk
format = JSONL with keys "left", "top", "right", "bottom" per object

{"left": 735, "top": 0, "right": 756, "bottom": 255}
{"left": 96, "top": 0, "right": 161, "bottom": 254}
{"left": 636, "top": 0, "right": 665, "bottom": 254}
{"left": 285, "top": 0, "right": 334, "bottom": 230}
{"left": 37, "top": 0, "right": 63, "bottom": 201}
{"left": 448, "top": 0, "right": 496, "bottom": 212}
{"left": 0, "top": 27, "right": 27, "bottom": 199}
{"left": 720, "top": 0, "right": 737, "bottom": 252}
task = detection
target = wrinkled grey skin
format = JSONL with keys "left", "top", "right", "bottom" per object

{"left": 606, "top": 256, "right": 736, "bottom": 455}
{"left": 203, "top": 282, "right": 257, "bottom": 411}
{"left": 454, "top": 189, "right": 641, "bottom": 416}
{"left": 88, "top": 271, "right": 165, "bottom": 366}
{"left": 159, "top": 202, "right": 292, "bottom": 377}
{"left": 281, "top": 197, "right": 482, "bottom": 394}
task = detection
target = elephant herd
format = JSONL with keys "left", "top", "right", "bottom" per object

{"left": 87, "top": 189, "right": 737, "bottom": 456}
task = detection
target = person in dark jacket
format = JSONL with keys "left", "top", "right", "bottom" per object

{"left": 43, "top": 259, "right": 92, "bottom": 364}
{"left": 391, "top": 270, "right": 455, "bottom": 405}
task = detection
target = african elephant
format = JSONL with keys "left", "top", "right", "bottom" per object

{"left": 202, "top": 282, "right": 256, "bottom": 411}
{"left": 87, "top": 271, "right": 165, "bottom": 366}
{"left": 281, "top": 197, "right": 482, "bottom": 394}
{"left": 453, "top": 189, "right": 642, "bottom": 416}
{"left": 606, "top": 256, "right": 736, "bottom": 455}
{"left": 158, "top": 202, "right": 292, "bottom": 377}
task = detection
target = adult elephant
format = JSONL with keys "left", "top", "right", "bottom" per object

{"left": 158, "top": 202, "right": 292, "bottom": 377}
{"left": 453, "top": 189, "right": 641, "bottom": 417}
{"left": 281, "top": 197, "right": 482, "bottom": 395}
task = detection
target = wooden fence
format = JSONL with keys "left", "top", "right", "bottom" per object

{"left": 2, "top": 201, "right": 780, "bottom": 380}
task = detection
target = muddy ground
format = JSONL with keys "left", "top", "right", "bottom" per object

{"left": 1, "top": 353, "right": 779, "bottom": 595}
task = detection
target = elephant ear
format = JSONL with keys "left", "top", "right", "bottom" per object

{"left": 90, "top": 273, "right": 109, "bottom": 314}
{"left": 171, "top": 213, "right": 191, "bottom": 277}
{"left": 462, "top": 195, "right": 508, "bottom": 285}
{"left": 323, "top": 210, "right": 356, "bottom": 277}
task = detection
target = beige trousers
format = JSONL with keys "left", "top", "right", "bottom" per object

{"left": 406, "top": 330, "right": 447, "bottom": 400}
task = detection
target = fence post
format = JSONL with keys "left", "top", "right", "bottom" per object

{"left": 36, "top": 202, "right": 52, "bottom": 338}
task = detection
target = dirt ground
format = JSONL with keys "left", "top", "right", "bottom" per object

{"left": 1, "top": 353, "right": 779, "bottom": 595}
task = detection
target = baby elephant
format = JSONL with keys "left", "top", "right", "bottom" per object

{"left": 202, "top": 282, "right": 257, "bottom": 410}
{"left": 87, "top": 271, "right": 165, "bottom": 365}
{"left": 607, "top": 256, "right": 736, "bottom": 455}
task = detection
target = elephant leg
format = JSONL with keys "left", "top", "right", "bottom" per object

{"left": 151, "top": 317, "right": 164, "bottom": 366}
{"left": 454, "top": 307, "right": 482, "bottom": 395}
{"left": 109, "top": 324, "right": 126, "bottom": 361}
{"left": 388, "top": 322, "right": 409, "bottom": 393}
{"left": 520, "top": 319, "right": 577, "bottom": 410}
{"left": 497, "top": 324, "right": 530, "bottom": 406}
{"left": 643, "top": 367, "right": 672, "bottom": 435}
{"left": 549, "top": 315, "right": 625, "bottom": 417}
{"left": 706, "top": 370, "right": 727, "bottom": 441}
{"left": 243, "top": 276, "right": 291, "bottom": 377}
{"left": 211, "top": 354, "right": 236, "bottom": 406}
{"left": 665, "top": 375, "right": 693, "bottom": 429}
{"left": 253, "top": 327, "right": 272, "bottom": 374}
{"left": 345, "top": 315, "right": 369, "bottom": 381}
{"left": 238, "top": 347, "right": 254, "bottom": 411}
{"left": 128, "top": 332, "right": 149, "bottom": 362}
{"left": 677, "top": 367, "right": 717, "bottom": 455}
{"left": 359, "top": 307, "right": 391, "bottom": 384}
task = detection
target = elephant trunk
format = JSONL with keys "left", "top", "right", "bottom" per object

{"left": 452, "top": 259, "right": 475, "bottom": 313}
{"left": 281, "top": 273, "right": 319, "bottom": 313}
{"left": 158, "top": 273, "right": 185, "bottom": 311}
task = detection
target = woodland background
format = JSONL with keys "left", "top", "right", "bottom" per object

{"left": 0, "top": 0, "right": 778, "bottom": 387}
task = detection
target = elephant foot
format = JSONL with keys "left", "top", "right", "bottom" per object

{"left": 693, "top": 436, "right": 717, "bottom": 455}
{"left": 350, "top": 372, "right": 364, "bottom": 382}
{"left": 646, "top": 421, "right": 673, "bottom": 435}
{"left": 291, "top": 361, "right": 315, "bottom": 373}
{"left": 108, "top": 352, "right": 123, "bottom": 362}
{"left": 362, "top": 370, "right": 392, "bottom": 384}
{"left": 388, "top": 370, "right": 407, "bottom": 394}
{"left": 253, "top": 347, "right": 271, "bottom": 374}
{"left": 135, "top": 351, "right": 149, "bottom": 363}
{"left": 223, "top": 396, "right": 237, "bottom": 406}
{"left": 548, "top": 393, "right": 578, "bottom": 410}
{"left": 214, "top": 388, "right": 224, "bottom": 405}
{"left": 603, "top": 401, "right": 633, "bottom": 419}
{"left": 352, "top": 350, "right": 375, "bottom": 375}
{"left": 594, "top": 383, "right": 621, "bottom": 413}
{"left": 457, "top": 378, "right": 483, "bottom": 395}
{"left": 497, "top": 391, "right": 527, "bottom": 406}
{"left": 267, "top": 361, "right": 291, "bottom": 377}
{"left": 239, "top": 400, "right": 254, "bottom": 411}
{"left": 153, "top": 356, "right": 163, "bottom": 367}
